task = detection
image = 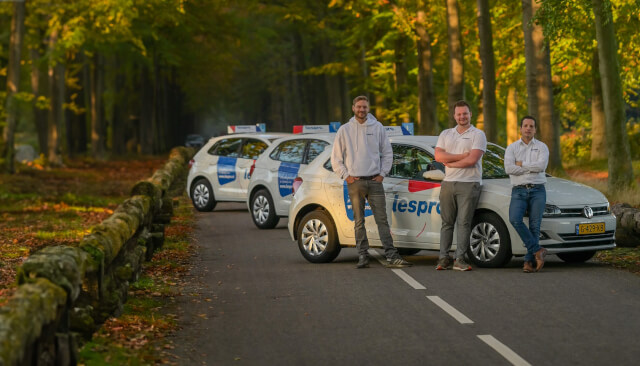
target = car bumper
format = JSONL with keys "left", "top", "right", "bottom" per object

{"left": 538, "top": 214, "right": 616, "bottom": 253}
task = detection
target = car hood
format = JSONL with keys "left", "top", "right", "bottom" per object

{"left": 483, "top": 177, "right": 609, "bottom": 206}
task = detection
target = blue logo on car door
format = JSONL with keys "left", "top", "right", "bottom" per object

{"left": 278, "top": 162, "right": 300, "bottom": 197}
{"left": 217, "top": 156, "right": 237, "bottom": 185}
{"left": 343, "top": 181, "right": 373, "bottom": 221}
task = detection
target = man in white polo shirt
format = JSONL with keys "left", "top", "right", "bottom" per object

{"left": 434, "top": 100, "right": 487, "bottom": 271}
{"left": 504, "top": 116, "right": 549, "bottom": 273}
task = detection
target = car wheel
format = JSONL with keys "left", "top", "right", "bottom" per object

{"left": 556, "top": 251, "right": 596, "bottom": 263}
{"left": 397, "top": 248, "right": 421, "bottom": 256}
{"left": 251, "top": 189, "right": 280, "bottom": 229}
{"left": 468, "top": 212, "right": 512, "bottom": 268}
{"left": 297, "top": 210, "right": 341, "bottom": 263}
{"left": 191, "top": 178, "right": 216, "bottom": 212}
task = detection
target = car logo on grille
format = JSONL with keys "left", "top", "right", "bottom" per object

{"left": 583, "top": 206, "right": 594, "bottom": 219}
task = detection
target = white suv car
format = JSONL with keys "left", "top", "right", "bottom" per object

{"left": 247, "top": 133, "right": 336, "bottom": 229}
{"left": 288, "top": 135, "right": 616, "bottom": 267}
{"left": 187, "top": 133, "right": 289, "bottom": 211}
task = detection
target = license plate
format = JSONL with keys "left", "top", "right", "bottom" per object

{"left": 576, "top": 222, "right": 605, "bottom": 235}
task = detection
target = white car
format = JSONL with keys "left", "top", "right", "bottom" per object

{"left": 247, "top": 133, "right": 336, "bottom": 229}
{"left": 288, "top": 135, "right": 616, "bottom": 267}
{"left": 187, "top": 133, "right": 289, "bottom": 211}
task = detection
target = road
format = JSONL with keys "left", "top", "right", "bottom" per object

{"left": 169, "top": 202, "right": 640, "bottom": 366}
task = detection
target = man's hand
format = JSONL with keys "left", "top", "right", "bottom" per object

{"left": 346, "top": 176, "right": 356, "bottom": 184}
{"left": 373, "top": 175, "right": 384, "bottom": 182}
{"left": 516, "top": 161, "right": 523, "bottom": 167}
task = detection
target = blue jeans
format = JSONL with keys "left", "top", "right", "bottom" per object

{"left": 509, "top": 185, "right": 546, "bottom": 262}
{"left": 347, "top": 179, "right": 399, "bottom": 259}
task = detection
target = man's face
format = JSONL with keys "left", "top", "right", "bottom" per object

{"left": 453, "top": 106, "right": 471, "bottom": 127}
{"left": 521, "top": 118, "right": 536, "bottom": 140}
{"left": 352, "top": 100, "right": 369, "bottom": 120}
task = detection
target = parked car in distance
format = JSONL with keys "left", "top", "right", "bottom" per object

{"left": 247, "top": 133, "right": 336, "bottom": 229}
{"left": 185, "top": 134, "right": 206, "bottom": 148}
{"left": 187, "top": 133, "right": 290, "bottom": 211}
{"left": 288, "top": 135, "right": 616, "bottom": 267}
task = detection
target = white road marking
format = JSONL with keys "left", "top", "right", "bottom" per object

{"left": 426, "top": 296, "right": 474, "bottom": 324}
{"left": 367, "top": 249, "right": 425, "bottom": 289}
{"left": 477, "top": 335, "right": 532, "bottom": 366}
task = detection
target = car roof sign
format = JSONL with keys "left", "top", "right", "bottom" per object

{"left": 227, "top": 124, "right": 266, "bottom": 134}
{"left": 385, "top": 122, "right": 414, "bottom": 136}
{"left": 293, "top": 122, "right": 341, "bottom": 134}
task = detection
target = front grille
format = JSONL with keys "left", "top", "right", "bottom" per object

{"left": 559, "top": 230, "right": 615, "bottom": 241}
{"left": 559, "top": 206, "right": 609, "bottom": 218}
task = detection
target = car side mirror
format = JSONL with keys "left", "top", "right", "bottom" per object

{"left": 423, "top": 169, "right": 444, "bottom": 181}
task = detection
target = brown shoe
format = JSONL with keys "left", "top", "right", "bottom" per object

{"left": 535, "top": 248, "right": 548, "bottom": 272}
{"left": 523, "top": 261, "right": 535, "bottom": 273}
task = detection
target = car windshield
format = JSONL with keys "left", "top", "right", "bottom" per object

{"left": 483, "top": 143, "right": 509, "bottom": 179}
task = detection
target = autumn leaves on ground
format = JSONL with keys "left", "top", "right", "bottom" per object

{"left": 1, "top": 159, "right": 639, "bottom": 364}
{"left": 0, "top": 158, "right": 197, "bottom": 364}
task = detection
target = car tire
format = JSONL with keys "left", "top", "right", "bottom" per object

{"left": 250, "top": 189, "right": 280, "bottom": 229}
{"left": 397, "top": 248, "right": 421, "bottom": 256}
{"left": 468, "top": 212, "right": 512, "bottom": 268}
{"left": 191, "top": 178, "right": 216, "bottom": 212}
{"left": 557, "top": 251, "right": 596, "bottom": 263}
{"left": 297, "top": 210, "right": 341, "bottom": 263}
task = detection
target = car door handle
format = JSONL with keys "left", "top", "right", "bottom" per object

{"left": 269, "top": 168, "right": 278, "bottom": 172}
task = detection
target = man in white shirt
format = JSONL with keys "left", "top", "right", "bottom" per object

{"left": 331, "top": 95, "right": 412, "bottom": 269}
{"left": 434, "top": 100, "right": 487, "bottom": 271}
{"left": 504, "top": 116, "right": 550, "bottom": 273}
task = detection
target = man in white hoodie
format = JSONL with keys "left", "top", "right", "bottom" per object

{"left": 331, "top": 95, "right": 412, "bottom": 269}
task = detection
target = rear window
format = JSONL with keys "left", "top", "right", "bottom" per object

{"left": 208, "top": 138, "right": 242, "bottom": 157}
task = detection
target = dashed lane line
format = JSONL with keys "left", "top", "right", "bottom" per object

{"left": 426, "top": 295, "right": 474, "bottom": 324}
{"left": 478, "top": 335, "right": 532, "bottom": 366}
{"left": 368, "top": 249, "right": 426, "bottom": 289}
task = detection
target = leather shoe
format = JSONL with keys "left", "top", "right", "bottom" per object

{"left": 356, "top": 254, "right": 369, "bottom": 269}
{"left": 535, "top": 248, "right": 548, "bottom": 272}
{"left": 523, "top": 261, "right": 535, "bottom": 273}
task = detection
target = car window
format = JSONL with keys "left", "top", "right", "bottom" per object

{"left": 305, "top": 140, "right": 330, "bottom": 163}
{"left": 208, "top": 138, "right": 242, "bottom": 157}
{"left": 483, "top": 144, "right": 509, "bottom": 179}
{"left": 390, "top": 144, "right": 434, "bottom": 179}
{"left": 323, "top": 159, "right": 332, "bottom": 171}
{"left": 240, "top": 139, "right": 268, "bottom": 159}
{"left": 270, "top": 139, "right": 307, "bottom": 163}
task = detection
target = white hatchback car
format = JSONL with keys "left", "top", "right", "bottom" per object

{"left": 247, "top": 133, "right": 336, "bottom": 229}
{"left": 187, "top": 133, "right": 289, "bottom": 211}
{"left": 288, "top": 135, "right": 616, "bottom": 267}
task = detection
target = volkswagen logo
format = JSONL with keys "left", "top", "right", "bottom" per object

{"left": 583, "top": 206, "right": 594, "bottom": 219}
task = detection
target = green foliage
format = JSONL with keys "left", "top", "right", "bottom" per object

{"left": 560, "top": 127, "right": 592, "bottom": 165}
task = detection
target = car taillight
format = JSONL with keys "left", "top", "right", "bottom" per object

{"left": 189, "top": 159, "right": 195, "bottom": 168}
{"left": 248, "top": 160, "right": 256, "bottom": 178}
{"left": 292, "top": 177, "right": 303, "bottom": 196}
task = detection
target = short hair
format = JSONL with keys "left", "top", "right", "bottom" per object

{"left": 353, "top": 95, "right": 369, "bottom": 106}
{"left": 520, "top": 115, "right": 537, "bottom": 127}
{"left": 452, "top": 100, "right": 471, "bottom": 112}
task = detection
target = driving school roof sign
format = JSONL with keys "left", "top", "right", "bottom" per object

{"left": 293, "top": 122, "right": 341, "bottom": 134}
{"left": 384, "top": 122, "right": 414, "bottom": 136}
{"left": 227, "top": 124, "right": 267, "bottom": 134}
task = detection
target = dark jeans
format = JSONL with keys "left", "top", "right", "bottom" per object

{"left": 439, "top": 181, "right": 482, "bottom": 260}
{"left": 509, "top": 184, "right": 546, "bottom": 262}
{"left": 347, "top": 179, "right": 399, "bottom": 259}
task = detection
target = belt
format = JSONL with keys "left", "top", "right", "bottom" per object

{"left": 355, "top": 175, "right": 378, "bottom": 180}
{"left": 514, "top": 183, "right": 544, "bottom": 189}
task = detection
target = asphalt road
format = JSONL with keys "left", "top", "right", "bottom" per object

{"left": 169, "top": 202, "right": 640, "bottom": 366}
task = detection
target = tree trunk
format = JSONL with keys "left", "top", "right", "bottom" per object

{"left": 521, "top": 0, "right": 538, "bottom": 119}
{"left": 527, "top": 0, "right": 564, "bottom": 173}
{"left": 446, "top": 0, "right": 464, "bottom": 127}
{"left": 506, "top": 87, "right": 519, "bottom": 145}
{"left": 140, "top": 63, "right": 155, "bottom": 155}
{"left": 90, "top": 53, "right": 106, "bottom": 159}
{"left": 592, "top": 0, "right": 634, "bottom": 189}
{"left": 46, "top": 28, "right": 64, "bottom": 166}
{"left": 31, "top": 46, "right": 48, "bottom": 156}
{"left": 111, "top": 55, "right": 127, "bottom": 155}
{"left": 323, "top": 40, "right": 342, "bottom": 123}
{"left": 2, "top": 0, "right": 26, "bottom": 173}
{"left": 416, "top": 6, "right": 437, "bottom": 135}
{"left": 476, "top": 0, "right": 497, "bottom": 142}
{"left": 590, "top": 47, "right": 607, "bottom": 161}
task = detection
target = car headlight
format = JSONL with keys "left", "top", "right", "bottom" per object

{"left": 543, "top": 204, "right": 562, "bottom": 218}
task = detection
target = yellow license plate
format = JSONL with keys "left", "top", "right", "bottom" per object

{"left": 576, "top": 222, "right": 605, "bottom": 235}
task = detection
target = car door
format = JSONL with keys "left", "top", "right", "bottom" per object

{"left": 385, "top": 144, "right": 442, "bottom": 246}
{"left": 237, "top": 138, "right": 269, "bottom": 195}
{"left": 210, "top": 138, "right": 243, "bottom": 200}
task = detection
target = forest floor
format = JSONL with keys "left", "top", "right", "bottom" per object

{"left": 0, "top": 158, "right": 638, "bottom": 364}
